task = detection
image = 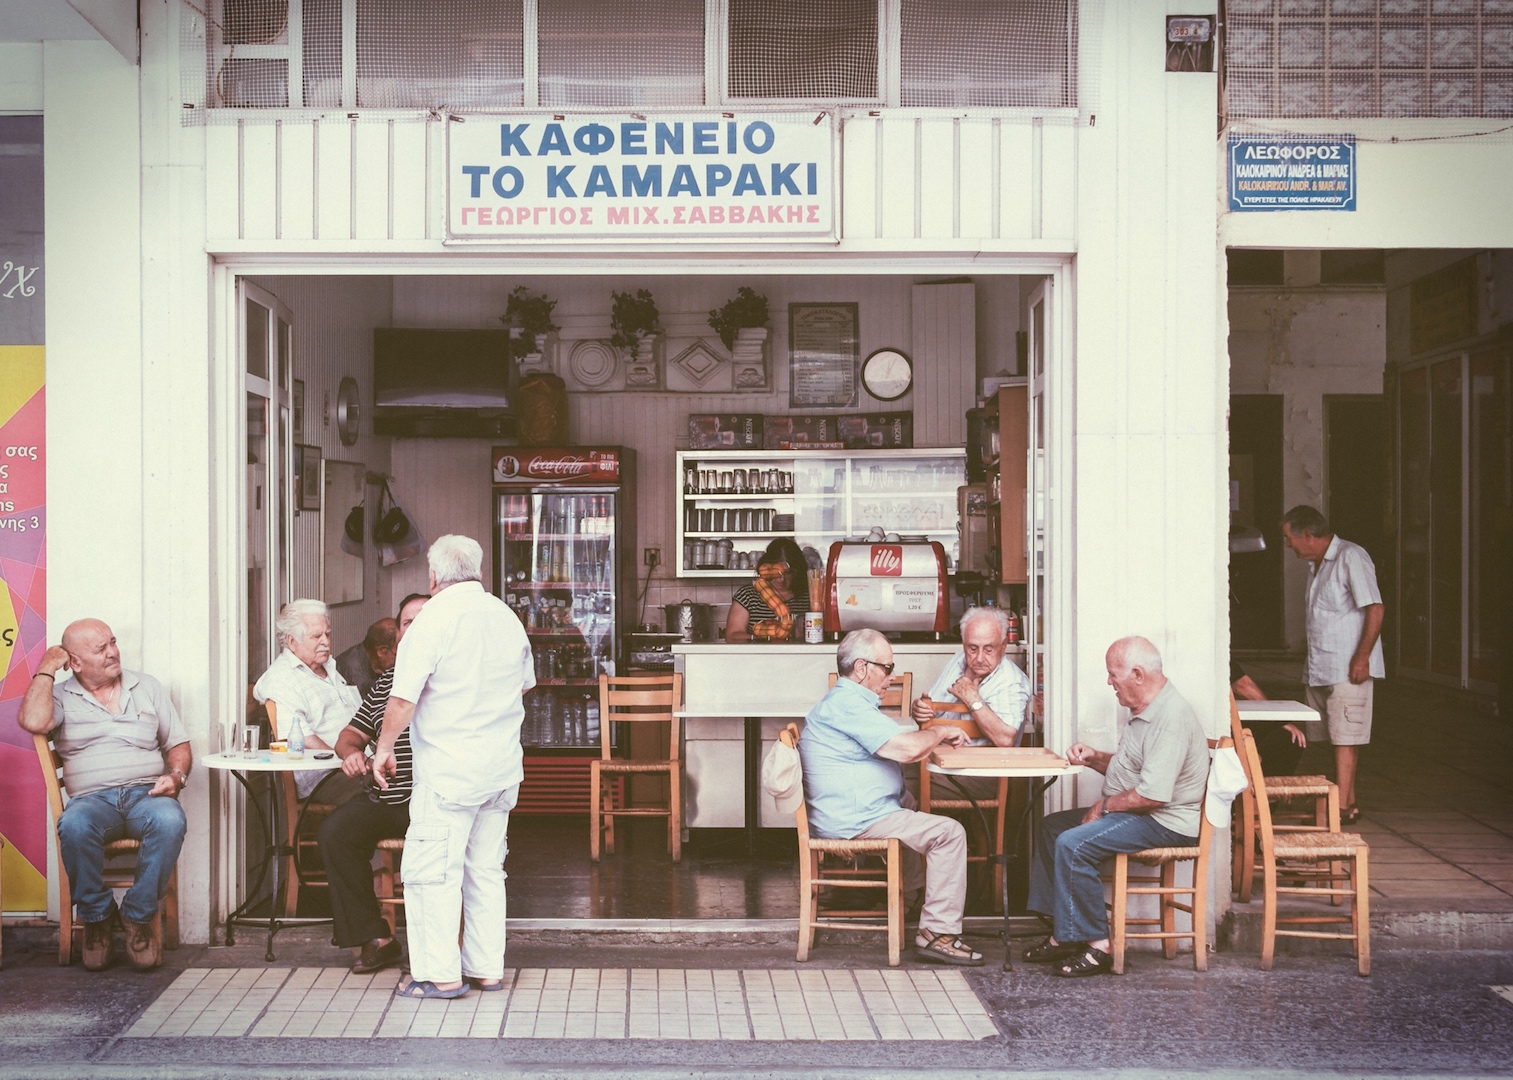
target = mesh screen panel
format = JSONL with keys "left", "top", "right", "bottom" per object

{"left": 727, "top": 0, "right": 878, "bottom": 100}
{"left": 539, "top": 0, "right": 704, "bottom": 106}
{"left": 302, "top": 0, "right": 342, "bottom": 108}
{"left": 356, "top": 0, "right": 524, "bottom": 108}
{"left": 1226, "top": 0, "right": 1513, "bottom": 118}
{"left": 900, "top": 0, "right": 1077, "bottom": 108}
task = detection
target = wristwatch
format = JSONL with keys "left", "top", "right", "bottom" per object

{"left": 171, "top": 768, "right": 189, "bottom": 787}
{"left": 968, "top": 700, "right": 984, "bottom": 713}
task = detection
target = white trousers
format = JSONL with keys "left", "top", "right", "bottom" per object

{"left": 401, "top": 780, "right": 519, "bottom": 984}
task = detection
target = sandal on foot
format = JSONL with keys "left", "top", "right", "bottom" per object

{"left": 1053, "top": 945, "right": 1113, "bottom": 978}
{"left": 394, "top": 979, "right": 469, "bottom": 999}
{"left": 1342, "top": 806, "right": 1361, "bottom": 825}
{"left": 915, "top": 931, "right": 985, "bottom": 967}
{"left": 467, "top": 977, "right": 506, "bottom": 991}
{"left": 1023, "top": 938, "right": 1082, "bottom": 964}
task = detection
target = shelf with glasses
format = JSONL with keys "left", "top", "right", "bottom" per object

{"left": 676, "top": 448, "right": 967, "bottom": 578}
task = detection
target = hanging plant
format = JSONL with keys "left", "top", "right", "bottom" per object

{"left": 609, "top": 289, "right": 662, "bottom": 351}
{"left": 500, "top": 286, "right": 560, "bottom": 356}
{"left": 708, "top": 286, "right": 770, "bottom": 351}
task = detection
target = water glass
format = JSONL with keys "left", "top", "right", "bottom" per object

{"left": 242, "top": 726, "right": 260, "bottom": 759}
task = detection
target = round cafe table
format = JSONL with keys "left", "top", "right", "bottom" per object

{"left": 925, "top": 748, "right": 1082, "bottom": 971}
{"left": 203, "top": 750, "right": 342, "bottom": 962}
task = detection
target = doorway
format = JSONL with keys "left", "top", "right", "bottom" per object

{"left": 1325, "top": 394, "right": 1391, "bottom": 666}
{"left": 1230, "top": 395, "right": 1284, "bottom": 649}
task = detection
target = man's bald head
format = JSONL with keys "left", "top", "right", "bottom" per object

{"left": 1105, "top": 635, "right": 1166, "bottom": 713}
{"left": 61, "top": 619, "right": 122, "bottom": 690}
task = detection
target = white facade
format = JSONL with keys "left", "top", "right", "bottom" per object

{"left": 7, "top": 1, "right": 1251, "bottom": 942}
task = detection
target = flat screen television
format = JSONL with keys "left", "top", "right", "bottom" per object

{"left": 374, "top": 328, "right": 513, "bottom": 410}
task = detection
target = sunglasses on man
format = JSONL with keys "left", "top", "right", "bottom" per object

{"left": 862, "top": 659, "right": 896, "bottom": 677}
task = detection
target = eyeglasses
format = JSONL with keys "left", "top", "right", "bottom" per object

{"left": 862, "top": 659, "right": 896, "bottom": 677}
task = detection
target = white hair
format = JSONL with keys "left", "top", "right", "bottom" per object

{"left": 836, "top": 628, "right": 889, "bottom": 677}
{"left": 960, "top": 606, "right": 1009, "bottom": 639}
{"left": 1110, "top": 635, "right": 1163, "bottom": 675}
{"left": 276, "top": 599, "right": 329, "bottom": 646}
{"left": 429, "top": 534, "right": 484, "bottom": 587}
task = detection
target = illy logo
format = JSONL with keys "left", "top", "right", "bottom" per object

{"left": 870, "top": 545, "right": 903, "bottom": 576}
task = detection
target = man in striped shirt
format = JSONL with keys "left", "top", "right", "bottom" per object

{"left": 317, "top": 592, "right": 429, "bottom": 974}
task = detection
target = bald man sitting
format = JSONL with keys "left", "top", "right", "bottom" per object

{"left": 1022, "top": 637, "right": 1208, "bottom": 978}
{"left": 17, "top": 619, "right": 191, "bottom": 972}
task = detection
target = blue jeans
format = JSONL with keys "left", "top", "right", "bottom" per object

{"left": 57, "top": 784, "right": 187, "bottom": 924}
{"left": 1027, "top": 807, "right": 1196, "bottom": 945}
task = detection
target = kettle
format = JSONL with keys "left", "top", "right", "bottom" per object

{"left": 664, "top": 599, "right": 715, "bottom": 644}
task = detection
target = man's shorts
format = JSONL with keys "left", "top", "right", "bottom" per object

{"left": 1305, "top": 680, "right": 1374, "bottom": 747}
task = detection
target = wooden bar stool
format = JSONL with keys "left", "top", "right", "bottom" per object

{"left": 781, "top": 724, "right": 904, "bottom": 967}
{"left": 1240, "top": 730, "right": 1371, "bottom": 976}
{"left": 591, "top": 672, "right": 684, "bottom": 862}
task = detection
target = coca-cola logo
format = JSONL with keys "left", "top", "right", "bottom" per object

{"left": 497, "top": 455, "right": 521, "bottom": 478}
{"left": 495, "top": 451, "right": 619, "bottom": 481}
{"left": 525, "top": 455, "right": 599, "bottom": 477}
{"left": 870, "top": 544, "right": 903, "bottom": 576}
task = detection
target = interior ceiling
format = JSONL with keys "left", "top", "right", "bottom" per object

{"left": 0, "top": 0, "right": 103, "bottom": 42}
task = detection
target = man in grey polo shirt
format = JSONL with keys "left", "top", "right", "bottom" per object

{"left": 17, "top": 619, "right": 191, "bottom": 972}
{"left": 1023, "top": 636, "right": 1208, "bottom": 978}
{"left": 1281, "top": 505, "right": 1385, "bottom": 826}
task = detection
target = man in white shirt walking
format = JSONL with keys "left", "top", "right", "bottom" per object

{"left": 374, "top": 534, "right": 534, "bottom": 999}
{"left": 1281, "top": 505, "right": 1385, "bottom": 825}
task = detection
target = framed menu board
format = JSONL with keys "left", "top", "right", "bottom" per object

{"left": 789, "top": 302, "right": 859, "bottom": 408}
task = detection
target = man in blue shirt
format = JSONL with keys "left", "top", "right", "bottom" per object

{"left": 801, "top": 628, "right": 979, "bottom": 966}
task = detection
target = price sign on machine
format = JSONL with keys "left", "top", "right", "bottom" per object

{"left": 448, "top": 113, "right": 837, "bottom": 242}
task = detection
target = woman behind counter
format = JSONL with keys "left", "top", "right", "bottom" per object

{"left": 725, "top": 538, "right": 810, "bottom": 643}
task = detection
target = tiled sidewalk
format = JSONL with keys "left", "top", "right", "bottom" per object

{"left": 123, "top": 967, "right": 999, "bottom": 1042}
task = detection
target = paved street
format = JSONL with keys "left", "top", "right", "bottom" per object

{"left": 2, "top": 929, "right": 1511, "bottom": 1078}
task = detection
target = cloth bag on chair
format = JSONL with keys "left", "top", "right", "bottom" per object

{"left": 374, "top": 481, "right": 425, "bottom": 567}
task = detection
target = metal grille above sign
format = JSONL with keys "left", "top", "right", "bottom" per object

{"left": 447, "top": 113, "right": 837, "bottom": 242}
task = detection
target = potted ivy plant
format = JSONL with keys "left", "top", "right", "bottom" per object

{"left": 610, "top": 288, "right": 662, "bottom": 355}
{"left": 500, "top": 285, "right": 560, "bottom": 361}
{"left": 709, "top": 286, "right": 771, "bottom": 390}
{"left": 708, "top": 286, "right": 769, "bottom": 351}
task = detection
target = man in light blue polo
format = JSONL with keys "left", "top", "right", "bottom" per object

{"left": 800, "top": 628, "right": 979, "bottom": 966}
{"left": 1281, "top": 505, "right": 1385, "bottom": 826}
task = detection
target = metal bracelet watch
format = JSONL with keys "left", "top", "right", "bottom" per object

{"left": 170, "top": 768, "right": 189, "bottom": 786}
{"left": 968, "top": 699, "right": 984, "bottom": 712}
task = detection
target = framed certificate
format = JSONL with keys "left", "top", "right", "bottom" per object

{"left": 789, "top": 302, "right": 859, "bottom": 409}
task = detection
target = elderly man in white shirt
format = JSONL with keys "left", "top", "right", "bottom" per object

{"left": 374, "top": 534, "right": 534, "bottom": 1000}
{"left": 1281, "top": 505, "right": 1385, "bottom": 826}
{"left": 253, "top": 599, "right": 363, "bottom": 799}
{"left": 912, "top": 606, "right": 1032, "bottom": 746}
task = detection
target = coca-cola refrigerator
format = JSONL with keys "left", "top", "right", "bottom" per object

{"left": 492, "top": 447, "right": 637, "bottom": 777}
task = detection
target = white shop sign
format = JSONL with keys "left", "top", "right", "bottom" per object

{"left": 446, "top": 113, "right": 837, "bottom": 243}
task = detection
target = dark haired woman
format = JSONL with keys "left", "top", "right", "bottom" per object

{"left": 724, "top": 537, "right": 810, "bottom": 643}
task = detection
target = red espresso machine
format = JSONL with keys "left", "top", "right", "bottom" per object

{"left": 822, "top": 541, "right": 951, "bottom": 639}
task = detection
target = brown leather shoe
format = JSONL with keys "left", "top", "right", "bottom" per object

{"left": 82, "top": 911, "right": 118, "bottom": 971}
{"left": 352, "top": 937, "right": 402, "bottom": 975}
{"left": 124, "top": 917, "right": 162, "bottom": 971}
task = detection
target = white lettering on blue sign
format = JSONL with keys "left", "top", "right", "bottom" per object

{"left": 1228, "top": 135, "right": 1356, "bottom": 212}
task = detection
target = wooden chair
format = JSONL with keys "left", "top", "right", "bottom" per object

{"left": 375, "top": 838, "right": 406, "bottom": 938}
{"left": 1228, "top": 694, "right": 1341, "bottom": 903}
{"left": 915, "top": 697, "right": 1010, "bottom": 910}
{"left": 591, "top": 672, "right": 684, "bottom": 863}
{"left": 262, "top": 701, "right": 336, "bottom": 916}
{"left": 1240, "top": 730, "right": 1370, "bottom": 976}
{"left": 1105, "top": 737, "right": 1223, "bottom": 975}
{"left": 827, "top": 671, "right": 913, "bottom": 719}
{"left": 34, "top": 733, "right": 180, "bottom": 966}
{"left": 782, "top": 723, "right": 905, "bottom": 967}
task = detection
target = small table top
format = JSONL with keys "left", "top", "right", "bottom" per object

{"left": 925, "top": 746, "right": 1081, "bottom": 778}
{"left": 202, "top": 751, "right": 344, "bottom": 773}
{"left": 1235, "top": 699, "right": 1318, "bottom": 724}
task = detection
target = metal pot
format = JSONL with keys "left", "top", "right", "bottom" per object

{"left": 664, "top": 599, "right": 716, "bottom": 643}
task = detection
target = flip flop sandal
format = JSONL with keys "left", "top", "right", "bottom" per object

{"left": 394, "top": 979, "right": 470, "bottom": 999}
{"left": 467, "top": 977, "right": 506, "bottom": 991}
{"left": 915, "top": 931, "right": 986, "bottom": 967}
{"left": 1023, "top": 938, "right": 1083, "bottom": 964}
{"left": 1053, "top": 945, "right": 1113, "bottom": 978}
{"left": 1342, "top": 806, "right": 1361, "bottom": 825}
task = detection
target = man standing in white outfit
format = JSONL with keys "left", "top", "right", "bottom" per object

{"left": 374, "top": 534, "right": 534, "bottom": 999}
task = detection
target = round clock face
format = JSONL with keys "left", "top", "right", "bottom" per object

{"left": 863, "top": 348, "right": 913, "bottom": 401}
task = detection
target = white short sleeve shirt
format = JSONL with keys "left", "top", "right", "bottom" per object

{"left": 925, "top": 652, "right": 1032, "bottom": 745}
{"left": 1304, "top": 535, "right": 1385, "bottom": 687}
{"left": 390, "top": 581, "right": 535, "bottom": 805}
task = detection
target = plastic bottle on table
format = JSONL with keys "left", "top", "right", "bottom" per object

{"left": 286, "top": 711, "right": 305, "bottom": 759}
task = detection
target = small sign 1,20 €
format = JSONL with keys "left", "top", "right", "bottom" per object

{"left": 1228, "top": 134, "right": 1356, "bottom": 212}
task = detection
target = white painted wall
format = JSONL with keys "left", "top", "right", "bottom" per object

{"left": 0, "top": 44, "right": 43, "bottom": 111}
{"left": 1228, "top": 279, "right": 1386, "bottom": 652}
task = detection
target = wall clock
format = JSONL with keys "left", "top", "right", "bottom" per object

{"left": 336, "top": 377, "right": 361, "bottom": 446}
{"left": 862, "top": 348, "right": 913, "bottom": 401}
